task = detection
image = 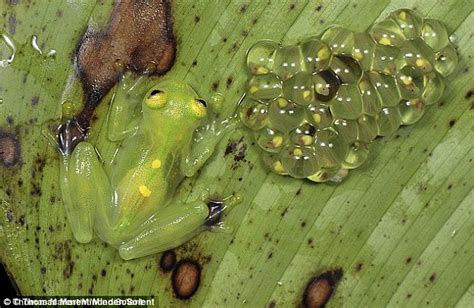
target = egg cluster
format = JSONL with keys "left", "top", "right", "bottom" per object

{"left": 239, "top": 9, "right": 457, "bottom": 182}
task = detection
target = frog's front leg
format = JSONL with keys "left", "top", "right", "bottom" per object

{"left": 107, "top": 74, "right": 150, "bottom": 142}
{"left": 118, "top": 192, "right": 241, "bottom": 260}
{"left": 59, "top": 142, "right": 113, "bottom": 243}
{"left": 183, "top": 116, "right": 238, "bottom": 177}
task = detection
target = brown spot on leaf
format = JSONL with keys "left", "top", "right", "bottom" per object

{"left": 59, "top": 0, "right": 176, "bottom": 153}
{"left": 449, "top": 119, "right": 456, "bottom": 127}
{"left": 31, "top": 96, "right": 39, "bottom": 106}
{"left": 0, "top": 130, "right": 20, "bottom": 167}
{"left": 171, "top": 259, "right": 201, "bottom": 300}
{"left": 465, "top": 90, "right": 473, "bottom": 99}
{"left": 303, "top": 268, "right": 343, "bottom": 308}
{"left": 160, "top": 250, "right": 177, "bottom": 272}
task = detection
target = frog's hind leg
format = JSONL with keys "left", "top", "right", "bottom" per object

{"left": 60, "top": 142, "right": 113, "bottom": 243}
{"left": 118, "top": 192, "right": 241, "bottom": 260}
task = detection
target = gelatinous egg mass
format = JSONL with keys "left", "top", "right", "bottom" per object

{"left": 240, "top": 9, "right": 457, "bottom": 183}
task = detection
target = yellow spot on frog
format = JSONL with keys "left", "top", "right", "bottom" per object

{"left": 317, "top": 47, "right": 330, "bottom": 60}
{"left": 303, "top": 90, "right": 312, "bottom": 101}
{"left": 256, "top": 66, "right": 269, "bottom": 74}
{"left": 152, "top": 159, "right": 162, "bottom": 169}
{"left": 378, "top": 37, "right": 391, "bottom": 46}
{"left": 139, "top": 185, "right": 152, "bottom": 197}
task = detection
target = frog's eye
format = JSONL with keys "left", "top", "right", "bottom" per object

{"left": 196, "top": 99, "right": 207, "bottom": 107}
{"left": 145, "top": 89, "right": 167, "bottom": 109}
{"left": 191, "top": 99, "right": 208, "bottom": 118}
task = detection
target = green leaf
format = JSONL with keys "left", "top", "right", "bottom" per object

{"left": 1, "top": 0, "right": 473, "bottom": 307}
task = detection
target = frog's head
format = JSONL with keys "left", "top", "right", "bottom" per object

{"left": 142, "top": 80, "right": 209, "bottom": 130}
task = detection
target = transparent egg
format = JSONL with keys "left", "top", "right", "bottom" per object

{"left": 399, "top": 99, "right": 425, "bottom": 125}
{"left": 301, "top": 38, "right": 332, "bottom": 72}
{"left": 321, "top": 26, "right": 355, "bottom": 56}
{"left": 329, "top": 55, "right": 362, "bottom": 84}
{"left": 342, "top": 142, "right": 370, "bottom": 169}
{"left": 262, "top": 152, "right": 287, "bottom": 175}
{"left": 238, "top": 97, "right": 269, "bottom": 130}
{"left": 329, "top": 83, "right": 363, "bottom": 120}
{"left": 333, "top": 118, "right": 358, "bottom": 144}
{"left": 396, "top": 65, "right": 426, "bottom": 99}
{"left": 352, "top": 32, "right": 376, "bottom": 71}
{"left": 357, "top": 114, "right": 378, "bottom": 143}
{"left": 327, "top": 168, "right": 350, "bottom": 183}
{"left": 306, "top": 104, "right": 333, "bottom": 128}
{"left": 312, "top": 70, "right": 341, "bottom": 102}
{"left": 359, "top": 75, "right": 381, "bottom": 116}
{"left": 371, "top": 44, "right": 401, "bottom": 75}
{"left": 390, "top": 9, "right": 423, "bottom": 40}
{"left": 246, "top": 40, "right": 278, "bottom": 75}
{"left": 376, "top": 107, "right": 402, "bottom": 136}
{"left": 248, "top": 73, "right": 282, "bottom": 100}
{"left": 368, "top": 71, "right": 401, "bottom": 107}
{"left": 307, "top": 167, "right": 340, "bottom": 183}
{"left": 313, "top": 128, "right": 349, "bottom": 168}
{"left": 283, "top": 71, "right": 315, "bottom": 105}
{"left": 421, "top": 18, "right": 449, "bottom": 52}
{"left": 268, "top": 97, "right": 305, "bottom": 133}
{"left": 255, "top": 127, "right": 286, "bottom": 153}
{"left": 273, "top": 45, "right": 304, "bottom": 81}
{"left": 370, "top": 18, "right": 406, "bottom": 47}
{"left": 434, "top": 44, "right": 458, "bottom": 76}
{"left": 398, "top": 38, "right": 435, "bottom": 73}
{"left": 289, "top": 123, "right": 317, "bottom": 146}
{"left": 280, "top": 145, "right": 320, "bottom": 178}
{"left": 421, "top": 72, "right": 445, "bottom": 105}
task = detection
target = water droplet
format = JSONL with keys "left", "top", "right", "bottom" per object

{"left": 0, "top": 34, "right": 17, "bottom": 67}
{"left": 31, "top": 35, "right": 43, "bottom": 54}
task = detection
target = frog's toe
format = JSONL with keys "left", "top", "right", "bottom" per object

{"left": 204, "top": 193, "right": 242, "bottom": 227}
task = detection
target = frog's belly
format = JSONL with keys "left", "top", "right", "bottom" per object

{"left": 106, "top": 158, "right": 182, "bottom": 244}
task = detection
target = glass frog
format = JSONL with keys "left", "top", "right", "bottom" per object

{"left": 58, "top": 77, "right": 240, "bottom": 260}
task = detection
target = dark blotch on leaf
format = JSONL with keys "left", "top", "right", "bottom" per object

{"left": 465, "top": 90, "right": 473, "bottom": 99}
{"left": 171, "top": 259, "right": 201, "bottom": 300}
{"left": 303, "top": 268, "right": 343, "bottom": 308}
{"left": 31, "top": 96, "right": 39, "bottom": 106}
{"left": 0, "top": 130, "right": 20, "bottom": 167}
{"left": 160, "top": 250, "right": 177, "bottom": 272}
{"left": 62, "top": 0, "right": 176, "bottom": 152}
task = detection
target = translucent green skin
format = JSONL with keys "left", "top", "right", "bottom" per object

{"left": 60, "top": 79, "right": 238, "bottom": 260}
{"left": 242, "top": 9, "right": 457, "bottom": 183}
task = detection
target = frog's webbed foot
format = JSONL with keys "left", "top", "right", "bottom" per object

{"left": 183, "top": 115, "right": 239, "bottom": 178}
{"left": 205, "top": 193, "right": 241, "bottom": 234}
{"left": 118, "top": 192, "right": 242, "bottom": 260}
